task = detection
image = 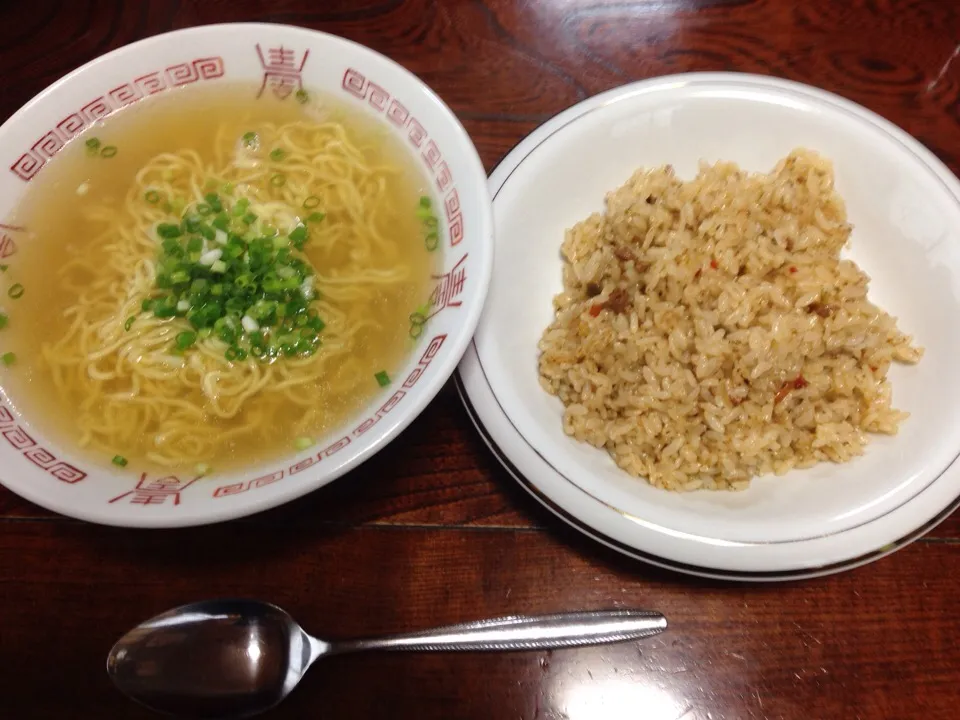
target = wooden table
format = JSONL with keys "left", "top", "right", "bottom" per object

{"left": 2, "top": 1, "right": 959, "bottom": 718}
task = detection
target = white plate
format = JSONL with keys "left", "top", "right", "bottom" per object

{"left": 458, "top": 72, "right": 960, "bottom": 578}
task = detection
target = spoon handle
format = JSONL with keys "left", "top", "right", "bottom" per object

{"left": 330, "top": 609, "right": 666, "bottom": 654}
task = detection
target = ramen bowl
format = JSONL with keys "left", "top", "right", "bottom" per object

{"left": 0, "top": 23, "right": 492, "bottom": 526}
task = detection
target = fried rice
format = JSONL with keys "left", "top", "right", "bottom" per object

{"left": 537, "top": 149, "right": 922, "bottom": 491}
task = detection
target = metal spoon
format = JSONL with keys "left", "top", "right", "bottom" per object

{"left": 107, "top": 599, "right": 667, "bottom": 718}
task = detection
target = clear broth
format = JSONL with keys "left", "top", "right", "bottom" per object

{"left": 0, "top": 82, "right": 438, "bottom": 474}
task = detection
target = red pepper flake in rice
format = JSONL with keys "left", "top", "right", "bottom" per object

{"left": 774, "top": 383, "right": 790, "bottom": 404}
{"left": 710, "top": 258, "right": 718, "bottom": 270}
{"left": 774, "top": 375, "right": 807, "bottom": 404}
{"left": 789, "top": 266, "right": 798, "bottom": 273}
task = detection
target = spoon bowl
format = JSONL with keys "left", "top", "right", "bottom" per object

{"left": 108, "top": 600, "right": 311, "bottom": 718}
{"left": 107, "top": 599, "right": 667, "bottom": 718}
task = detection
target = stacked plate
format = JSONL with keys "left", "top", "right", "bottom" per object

{"left": 457, "top": 73, "right": 960, "bottom": 580}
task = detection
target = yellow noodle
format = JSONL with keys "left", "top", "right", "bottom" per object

{"left": 28, "top": 104, "right": 433, "bottom": 471}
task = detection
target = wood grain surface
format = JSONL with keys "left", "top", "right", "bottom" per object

{"left": 1, "top": 1, "right": 959, "bottom": 718}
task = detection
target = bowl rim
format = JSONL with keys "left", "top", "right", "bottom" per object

{"left": 0, "top": 22, "right": 494, "bottom": 527}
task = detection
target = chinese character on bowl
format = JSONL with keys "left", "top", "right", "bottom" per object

{"left": 256, "top": 44, "right": 310, "bottom": 100}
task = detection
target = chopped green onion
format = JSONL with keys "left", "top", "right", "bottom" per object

{"left": 303, "top": 195, "right": 321, "bottom": 209}
{"left": 235, "top": 272, "right": 255, "bottom": 290}
{"left": 156, "top": 223, "right": 182, "bottom": 239}
{"left": 232, "top": 197, "right": 250, "bottom": 216}
{"left": 145, "top": 190, "right": 161, "bottom": 204}
{"left": 270, "top": 173, "right": 286, "bottom": 187}
{"left": 289, "top": 225, "right": 308, "bottom": 244}
{"left": 145, "top": 193, "right": 328, "bottom": 365}
{"left": 0, "top": 313, "right": 7, "bottom": 329}
{"left": 416, "top": 195, "right": 441, "bottom": 251}
{"left": 295, "top": 436, "right": 313, "bottom": 451}
{"left": 0, "top": 264, "right": 6, "bottom": 272}
{"left": 295, "top": 88, "right": 309, "bottom": 104}
{"left": 112, "top": 455, "right": 128, "bottom": 467}
{"left": 204, "top": 193, "right": 223, "bottom": 213}
{"left": 269, "top": 148, "right": 286, "bottom": 162}
{"left": 222, "top": 182, "right": 235, "bottom": 195}
{"left": 1, "top": 351, "right": 14, "bottom": 366}
{"left": 241, "top": 131, "right": 258, "bottom": 148}
{"left": 409, "top": 306, "right": 428, "bottom": 339}
{"left": 8, "top": 283, "right": 24, "bottom": 299}
{"left": 153, "top": 302, "right": 176, "bottom": 319}
{"left": 375, "top": 370, "right": 390, "bottom": 387}
{"left": 124, "top": 316, "right": 135, "bottom": 331}
{"left": 196, "top": 203, "right": 212, "bottom": 216}
{"left": 85, "top": 137, "right": 101, "bottom": 150}
{"left": 176, "top": 331, "right": 197, "bottom": 350}
{"left": 100, "top": 145, "right": 118, "bottom": 158}
{"left": 306, "top": 212, "right": 325, "bottom": 223}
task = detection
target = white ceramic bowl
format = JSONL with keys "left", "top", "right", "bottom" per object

{"left": 462, "top": 73, "right": 960, "bottom": 577}
{"left": 0, "top": 23, "right": 493, "bottom": 526}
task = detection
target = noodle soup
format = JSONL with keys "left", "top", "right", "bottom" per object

{"left": 0, "top": 83, "right": 439, "bottom": 474}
